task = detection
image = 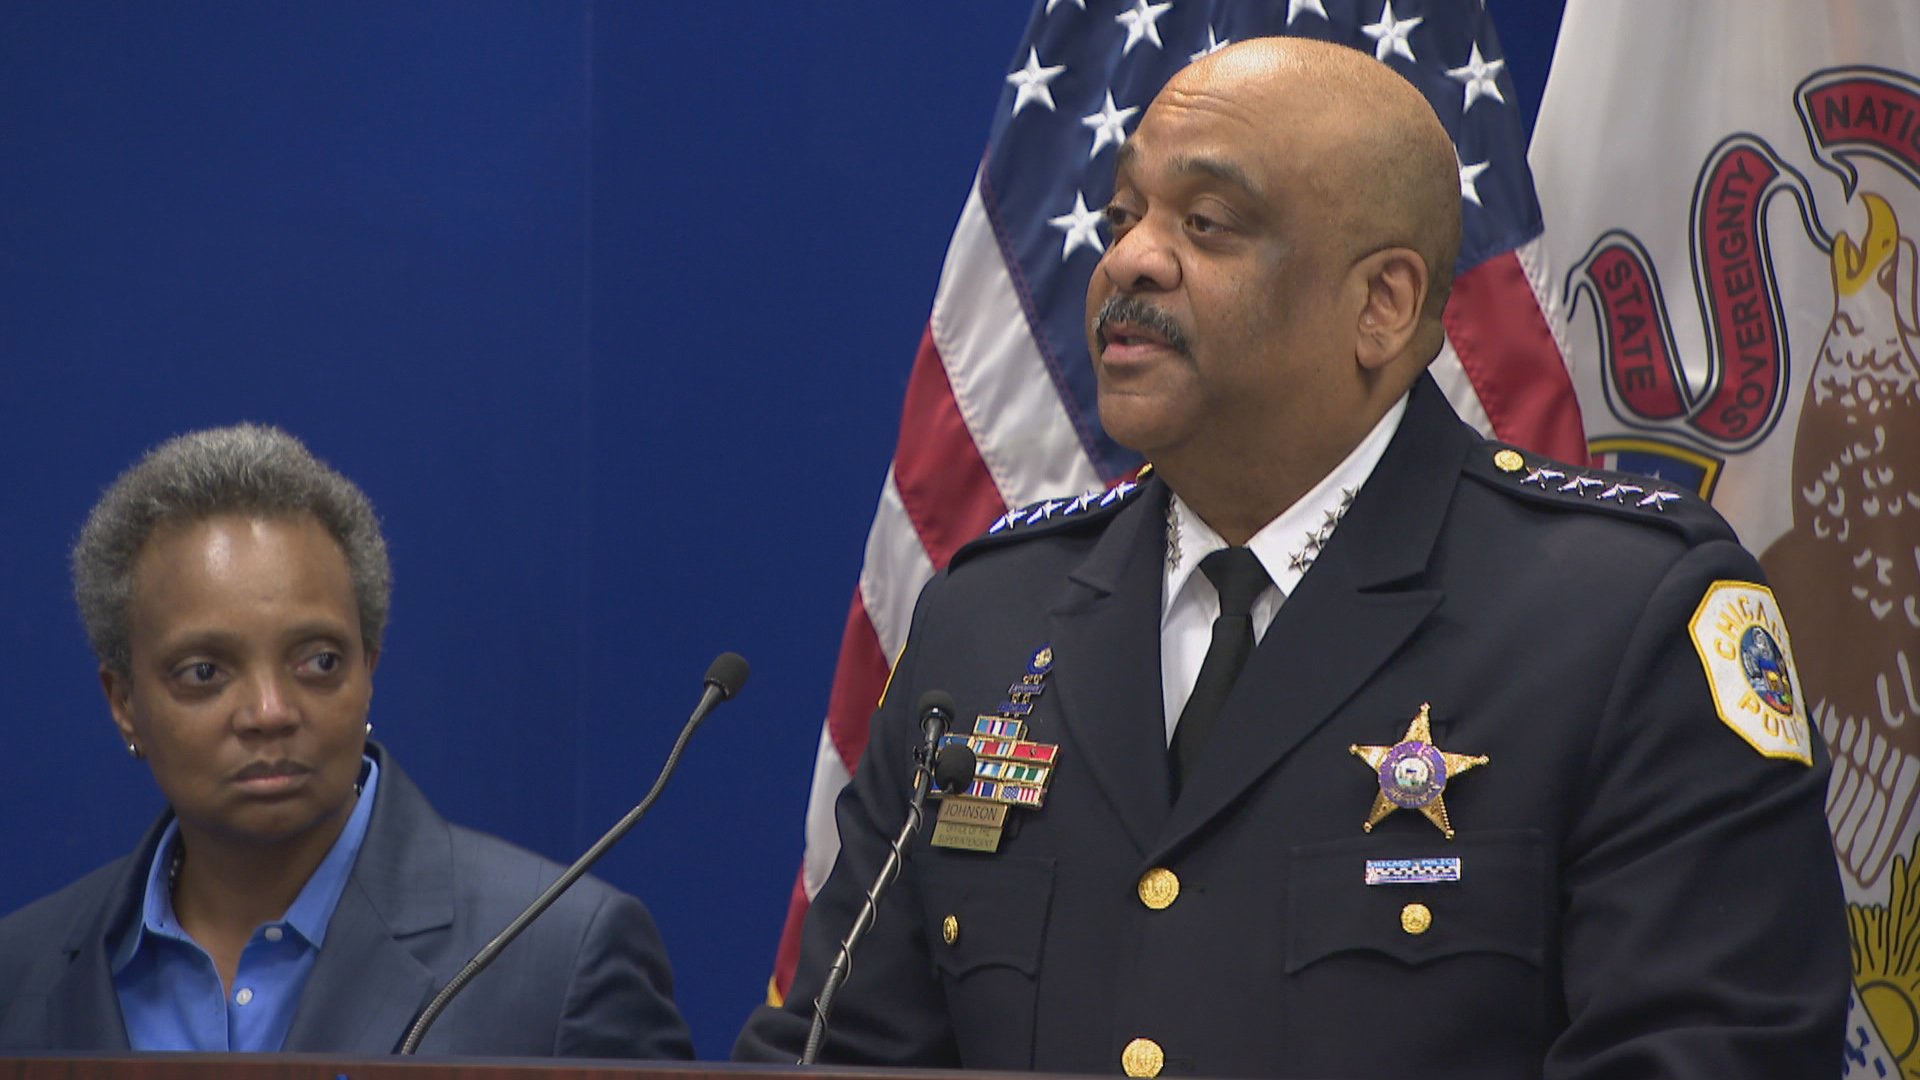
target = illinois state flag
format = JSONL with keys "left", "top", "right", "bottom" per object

{"left": 771, "top": 0, "right": 1585, "bottom": 1002}
{"left": 1531, "top": 3, "right": 1920, "bottom": 1075}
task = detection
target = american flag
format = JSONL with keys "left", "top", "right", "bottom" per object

{"left": 769, "top": 0, "right": 1584, "bottom": 999}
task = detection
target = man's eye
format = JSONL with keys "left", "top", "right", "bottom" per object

{"left": 1103, "top": 204, "right": 1136, "bottom": 230}
{"left": 177, "top": 662, "right": 220, "bottom": 686}
{"left": 1186, "top": 214, "right": 1222, "bottom": 234}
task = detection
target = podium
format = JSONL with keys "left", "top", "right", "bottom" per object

{"left": 0, "top": 1060, "right": 1046, "bottom": 1080}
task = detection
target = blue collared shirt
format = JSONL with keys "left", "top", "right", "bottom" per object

{"left": 111, "top": 757, "right": 381, "bottom": 1052}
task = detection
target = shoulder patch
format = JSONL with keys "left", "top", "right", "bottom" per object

{"left": 1688, "top": 581, "right": 1814, "bottom": 765}
{"left": 1464, "top": 444, "right": 1733, "bottom": 545}
{"left": 951, "top": 468, "right": 1154, "bottom": 568}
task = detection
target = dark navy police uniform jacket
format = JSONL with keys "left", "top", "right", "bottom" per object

{"left": 735, "top": 375, "right": 1848, "bottom": 1079}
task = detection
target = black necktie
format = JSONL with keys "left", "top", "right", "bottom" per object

{"left": 1169, "top": 547, "right": 1270, "bottom": 795}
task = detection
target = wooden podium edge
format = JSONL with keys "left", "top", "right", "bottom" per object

{"left": 0, "top": 1056, "right": 1073, "bottom": 1080}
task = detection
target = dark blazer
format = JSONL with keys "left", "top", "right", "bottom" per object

{"left": 735, "top": 375, "right": 1849, "bottom": 1079}
{"left": 0, "top": 743, "right": 693, "bottom": 1059}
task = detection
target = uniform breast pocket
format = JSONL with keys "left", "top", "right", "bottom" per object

{"left": 1286, "top": 829, "right": 1549, "bottom": 970}
{"left": 1280, "top": 831, "right": 1555, "bottom": 1056}
{"left": 915, "top": 853, "right": 1053, "bottom": 1068}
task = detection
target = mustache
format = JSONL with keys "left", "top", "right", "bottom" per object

{"left": 1093, "top": 295, "right": 1191, "bottom": 357}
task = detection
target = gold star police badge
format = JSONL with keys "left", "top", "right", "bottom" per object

{"left": 1350, "top": 703, "right": 1489, "bottom": 839}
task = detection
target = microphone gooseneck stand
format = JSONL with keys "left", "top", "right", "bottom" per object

{"left": 398, "top": 651, "right": 749, "bottom": 1055}
{"left": 800, "top": 690, "right": 966, "bottom": 1066}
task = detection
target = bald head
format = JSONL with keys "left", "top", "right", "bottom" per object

{"left": 1168, "top": 38, "right": 1462, "bottom": 350}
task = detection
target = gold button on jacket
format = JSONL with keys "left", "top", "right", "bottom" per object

{"left": 1136, "top": 868, "right": 1179, "bottom": 910}
{"left": 1121, "top": 1037, "right": 1164, "bottom": 1077}
{"left": 1401, "top": 902, "right": 1433, "bottom": 935}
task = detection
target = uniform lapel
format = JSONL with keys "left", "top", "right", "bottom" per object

{"left": 1047, "top": 477, "right": 1175, "bottom": 854}
{"left": 1156, "top": 377, "right": 1471, "bottom": 853}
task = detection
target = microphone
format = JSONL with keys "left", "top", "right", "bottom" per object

{"left": 916, "top": 690, "right": 956, "bottom": 766}
{"left": 800, "top": 690, "right": 966, "bottom": 1065}
{"left": 934, "top": 742, "right": 977, "bottom": 795}
{"left": 398, "top": 651, "right": 749, "bottom": 1055}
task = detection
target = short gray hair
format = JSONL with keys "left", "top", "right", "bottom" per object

{"left": 72, "top": 424, "right": 391, "bottom": 677}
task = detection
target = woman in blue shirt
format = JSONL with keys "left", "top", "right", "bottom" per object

{"left": 0, "top": 425, "right": 693, "bottom": 1058}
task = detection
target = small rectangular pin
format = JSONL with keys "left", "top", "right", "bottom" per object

{"left": 936, "top": 799, "right": 1009, "bottom": 828}
{"left": 930, "top": 821, "right": 1002, "bottom": 852}
{"left": 1364, "top": 857, "right": 1463, "bottom": 885}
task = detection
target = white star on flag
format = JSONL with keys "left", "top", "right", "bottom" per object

{"left": 1190, "top": 27, "right": 1232, "bottom": 64}
{"left": 1362, "top": 1, "right": 1423, "bottom": 63}
{"left": 1458, "top": 158, "right": 1490, "bottom": 206}
{"left": 1006, "top": 48, "right": 1067, "bottom": 116}
{"left": 1446, "top": 42, "right": 1506, "bottom": 111}
{"left": 1049, "top": 192, "right": 1107, "bottom": 259}
{"left": 1115, "top": 0, "right": 1172, "bottom": 56}
{"left": 1081, "top": 92, "right": 1140, "bottom": 160}
{"left": 1286, "top": 0, "right": 1329, "bottom": 25}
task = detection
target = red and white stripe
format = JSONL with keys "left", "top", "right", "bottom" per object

{"left": 1432, "top": 237, "right": 1590, "bottom": 466}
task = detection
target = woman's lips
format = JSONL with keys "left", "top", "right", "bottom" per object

{"left": 231, "top": 759, "right": 310, "bottom": 795}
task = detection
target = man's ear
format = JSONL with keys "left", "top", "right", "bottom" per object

{"left": 102, "top": 665, "right": 138, "bottom": 748}
{"left": 1352, "top": 246, "right": 1430, "bottom": 372}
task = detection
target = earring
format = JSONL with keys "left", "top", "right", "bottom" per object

{"left": 365, "top": 722, "right": 373, "bottom": 736}
{"left": 127, "top": 742, "right": 143, "bottom": 760}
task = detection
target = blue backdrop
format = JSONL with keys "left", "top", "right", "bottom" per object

{"left": 0, "top": 2, "right": 1563, "bottom": 1058}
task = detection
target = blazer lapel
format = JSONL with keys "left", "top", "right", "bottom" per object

{"left": 283, "top": 748, "right": 453, "bottom": 1054}
{"left": 43, "top": 839, "right": 150, "bottom": 1051}
{"left": 283, "top": 883, "right": 439, "bottom": 1054}
{"left": 43, "top": 952, "right": 124, "bottom": 1050}
{"left": 1157, "top": 377, "right": 1471, "bottom": 852}
{"left": 1047, "top": 477, "right": 1175, "bottom": 853}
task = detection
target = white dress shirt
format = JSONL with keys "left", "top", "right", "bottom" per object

{"left": 1159, "top": 395, "right": 1409, "bottom": 743}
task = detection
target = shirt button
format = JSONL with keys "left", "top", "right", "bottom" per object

{"left": 235, "top": 988, "right": 254, "bottom": 1006}
{"left": 264, "top": 926, "right": 284, "bottom": 942}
